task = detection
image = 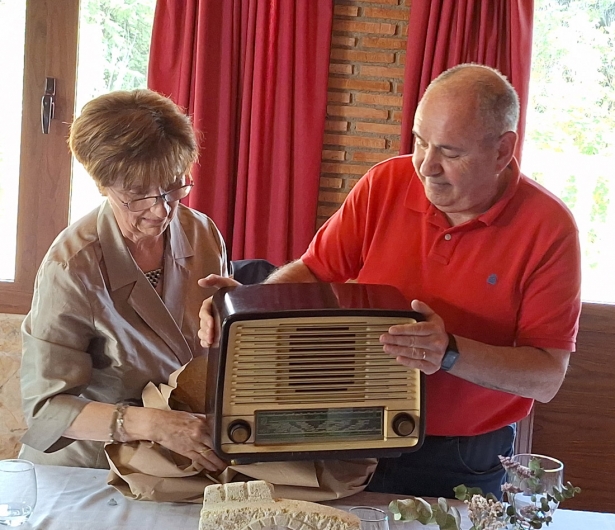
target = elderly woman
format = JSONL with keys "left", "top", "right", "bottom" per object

{"left": 19, "top": 89, "right": 227, "bottom": 472}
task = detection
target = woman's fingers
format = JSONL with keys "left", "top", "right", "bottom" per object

{"left": 197, "top": 274, "right": 240, "bottom": 290}
{"left": 152, "top": 411, "right": 228, "bottom": 472}
{"left": 197, "top": 275, "right": 241, "bottom": 347}
{"left": 192, "top": 446, "right": 227, "bottom": 473}
{"left": 192, "top": 431, "right": 226, "bottom": 471}
{"left": 198, "top": 297, "right": 216, "bottom": 346}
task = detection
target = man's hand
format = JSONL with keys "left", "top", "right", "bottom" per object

{"left": 197, "top": 274, "right": 240, "bottom": 347}
{"left": 380, "top": 299, "right": 449, "bottom": 374}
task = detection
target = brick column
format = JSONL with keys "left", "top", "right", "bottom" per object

{"left": 318, "top": 0, "right": 410, "bottom": 228}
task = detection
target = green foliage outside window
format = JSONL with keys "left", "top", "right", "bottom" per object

{"left": 81, "top": 0, "right": 155, "bottom": 93}
{"left": 527, "top": 0, "right": 615, "bottom": 302}
{"left": 530, "top": 0, "right": 615, "bottom": 156}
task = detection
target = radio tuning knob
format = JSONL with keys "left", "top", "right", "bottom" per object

{"left": 228, "top": 420, "right": 251, "bottom": 444}
{"left": 392, "top": 413, "right": 415, "bottom": 437}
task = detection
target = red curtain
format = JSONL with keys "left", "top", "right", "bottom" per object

{"left": 148, "top": 0, "right": 333, "bottom": 265}
{"left": 401, "top": 1, "right": 534, "bottom": 161}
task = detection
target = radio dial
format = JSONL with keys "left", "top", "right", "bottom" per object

{"left": 392, "top": 413, "right": 415, "bottom": 437}
{"left": 228, "top": 420, "right": 251, "bottom": 444}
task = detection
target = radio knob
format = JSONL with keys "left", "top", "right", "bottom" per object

{"left": 228, "top": 421, "right": 251, "bottom": 444}
{"left": 392, "top": 413, "right": 415, "bottom": 437}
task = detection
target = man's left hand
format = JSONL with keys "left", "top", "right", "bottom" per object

{"left": 380, "top": 299, "right": 449, "bottom": 374}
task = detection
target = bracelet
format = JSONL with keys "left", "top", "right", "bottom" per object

{"left": 108, "top": 403, "right": 129, "bottom": 443}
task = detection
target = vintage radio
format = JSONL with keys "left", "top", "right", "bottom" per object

{"left": 205, "top": 282, "right": 425, "bottom": 464}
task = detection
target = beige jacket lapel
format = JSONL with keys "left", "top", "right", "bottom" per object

{"left": 162, "top": 212, "right": 194, "bottom": 335}
{"left": 97, "top": 202, "right": 193, "bottom": 365}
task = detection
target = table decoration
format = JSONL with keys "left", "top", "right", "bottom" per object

{"left": 388, "top": 454, "right": 580, "bottom": 530}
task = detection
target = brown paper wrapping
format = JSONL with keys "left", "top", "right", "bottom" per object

{"left": 105, "top": 356, "right": 377, "bottom": 503}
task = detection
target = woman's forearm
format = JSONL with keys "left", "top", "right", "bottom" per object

{"left": 62, "top": 400, "right": 154, "bottom": 443}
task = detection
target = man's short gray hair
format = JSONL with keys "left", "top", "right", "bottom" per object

{"left": 425, "top": 63, "right": 520, "bottom": 136}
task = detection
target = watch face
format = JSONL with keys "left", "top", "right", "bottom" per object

{"left": 441, "top": 349, "right": 459, "bottom": 371}
{"left": 441, "top": 334, "right": 460, "bottom": 372}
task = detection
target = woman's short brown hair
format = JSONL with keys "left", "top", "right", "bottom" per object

{"left": 69, "top": 89, "right": 198, "bottom": 191}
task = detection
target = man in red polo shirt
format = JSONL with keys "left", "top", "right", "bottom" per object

{"left": 199, "top": 64, "right": 581, "bottom": 499}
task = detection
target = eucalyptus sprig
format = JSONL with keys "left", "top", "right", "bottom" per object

{"left": 388, "top": 496, "right": 461, "bottom": 530}
{"left": 499, "top": 455, "right": 581, "bottom": 529}
{"left": 388, "top": 455, "right": 581, "bottom": 530}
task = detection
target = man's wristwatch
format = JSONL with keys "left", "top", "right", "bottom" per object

{"left": 440, "top": 333, "right": 460, "bottom": 371}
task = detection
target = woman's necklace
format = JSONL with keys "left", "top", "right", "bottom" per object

{"left": 144, "top": 267, "right": 163, "bottom": 288}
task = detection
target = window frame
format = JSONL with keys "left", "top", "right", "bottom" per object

{"left": 0, "top": 0, "right": 79, "bottom": 314}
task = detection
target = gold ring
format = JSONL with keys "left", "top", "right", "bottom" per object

{"left": 199, "top": 448, "right": 213, "bottom": 457}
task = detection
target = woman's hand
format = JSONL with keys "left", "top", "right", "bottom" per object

{"left": 130, "top": 408, "right": 227, "bottom": 473}
{"left": 379, "top": 299, "right": 449, "bottom": 374}
{"left": 197, "top": 274, "right": 241, "bottom": 347}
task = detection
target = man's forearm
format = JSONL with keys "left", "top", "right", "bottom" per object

{"left": 264, "top": 259, "right": 319, "bottom": 283}
{"left": 450, "top": 337, "right": 570, "bottom": 403}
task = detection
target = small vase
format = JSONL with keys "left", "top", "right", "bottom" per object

{"left": 506, "top": 454, "right": 564, "bottom": 528}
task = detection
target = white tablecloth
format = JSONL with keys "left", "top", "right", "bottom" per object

{"left": 17, "top": 465, "right": 615, "bottom": 529}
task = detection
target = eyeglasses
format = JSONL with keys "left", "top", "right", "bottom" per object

{"left": 114, "top": 179, "right": 194, "bottom": 212}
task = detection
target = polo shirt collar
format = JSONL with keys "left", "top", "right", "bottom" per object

{"left": 404, "top": 157, "right": 522, "bottom": 227}
{"left": 476, "top": 157, "right": 521, "bottom": 226}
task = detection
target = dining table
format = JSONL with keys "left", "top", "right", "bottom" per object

{"left": 17, "top": 464, "right": 615, "bottom": 529}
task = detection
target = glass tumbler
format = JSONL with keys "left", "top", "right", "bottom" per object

{"left": 0, "top": 460, "right": 37, "bottom": 527}
{"left": 506, "top": 453, "right": 564, "bottom": 527}
{"left": 349, "top": 506, "right": 390, "bottom": 530}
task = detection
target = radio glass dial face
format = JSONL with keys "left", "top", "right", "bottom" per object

{"left": 254, "top": 407, "right": 384, "bottom": 445}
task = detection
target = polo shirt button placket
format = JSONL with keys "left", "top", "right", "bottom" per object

{"left": 428, "top": 231, "right": 455, "bottom": 263}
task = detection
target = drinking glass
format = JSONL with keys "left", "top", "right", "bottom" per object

{"left": 0, "top": 460, "right": 37, "bottom": 527}
{"left": 506, "top": 453, "right": 563, "bottom": 528}
{"left": 349, "top": 506, "right": 390, "bottom": 530}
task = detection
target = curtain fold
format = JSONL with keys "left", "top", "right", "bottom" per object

{"left": 401, "top": 1, "right": 534, "bottom": 161}
{"left": 148, "top": 0, "right": 333, "bottom": 264}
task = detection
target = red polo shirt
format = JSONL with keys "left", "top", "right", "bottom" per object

{"left": 302, "top": 155, "right": 581, "bottom": 436}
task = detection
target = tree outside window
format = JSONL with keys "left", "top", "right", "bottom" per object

{"left": 71, "top": 0, "right": 156, "bottom": 223}
{"left": 523, "top": 0, "right": 615, "bottom": 303}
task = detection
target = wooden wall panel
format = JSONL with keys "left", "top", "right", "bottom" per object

{"left": 532, "top": 303, "right": 615, "bottom": 513}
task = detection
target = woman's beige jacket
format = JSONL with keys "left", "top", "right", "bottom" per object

{"left": 19, "top": 201, "right": 228, "bottom": 468}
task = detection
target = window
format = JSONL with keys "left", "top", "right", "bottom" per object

{"left": 0, "top": 1, "right": 26, "bottom": 282}
{"left": 0, "top": 0, "right": 155, "bottom": 314}
{"left": 523, "top": 0, "right": 615, "bottom": 303}
{"left": 71, "top": 0, "right": 156, "bottom": 223}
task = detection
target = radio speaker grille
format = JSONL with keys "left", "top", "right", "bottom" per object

{"left": 227, "top": 317, "right": 417, "bottom": 405}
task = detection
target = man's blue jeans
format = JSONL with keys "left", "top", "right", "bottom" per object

{"left": 366, "top": 424, "right": 515, "bottom": 499}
